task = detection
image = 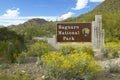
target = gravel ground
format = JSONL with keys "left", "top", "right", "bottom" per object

{"left": 94, "top": 49, "right": 120, "bottom": 80}
{"left": 95, "top": 72, "right": 120, "bottom": 80}
{"left": 0, "top": 57, "right": 44, "bottom": 80}
{"left": 95, "top": 58, "right": 120, "bottom": 80}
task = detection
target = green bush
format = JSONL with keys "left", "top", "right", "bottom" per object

{"left": 7, "top": 41, "right": 21, "bottom": 63}
{"left": 101, "top": 42, "right": 119, "bottom": 59}
{"left": 17, "top": 51, "right": 27, "bottom": 64}
{"left": 41, "top": 52, "right": 102, "bottom": 80}
{"left": 58, "top": 44, "right": 75, "bottom": 55}
{"left": 58, "top": 43, "right": 94, "bottom": 57}
{"left": 0, "top": 41, "right": 8, "bottom": 57}
{"left": 28, "top": 42, "right": 50, "bottom": 57}
{"left": 0, "top": 63, "right": 9, "bottom": 69}
{"left": 0, "top": 40, "right": 21, "bottom": 63}
{"left": 0, "top": 71, "right": 33, "bottom": 80}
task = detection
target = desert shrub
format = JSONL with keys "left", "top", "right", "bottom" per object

{"left": 101, "top": 42, "right": 119, "bottom": 59}
{"left": 118, "top": 43, "right": 120, "bottom": 56}
{"left": 28, "top": 42, "right": 50, "bottom": 57}
{"left": 17, "top": 51, "right": 27, "bottom": 64}
{"left": 78, "top": 44, "right": 94, "bottom": 57}
{"left": 0, "top": 71, "right": 33, "bottom": 80}
{"left": 0, "top": 40, "right": 21, "bottom": 63}
{"left": 41, "top": 52, "right": 102, "bottom": 80}
{"left": 58, "top": 43, "right": 94, "bottom": 56}
{"left": 0, "top": 41, "right": 8, "bottom": 57}
{"left": 109, "top": 63, "right": 120, "bottom": 73}
{"left": 41, "top": 52, "right": 64, "bottom": 80}
{"left": 58, "top": 44, "right": 75, "bottom": 55}
{"left": 7, "top": 41, "right": 21, "bottom": 63}
{"left": 0, "top": 63, "right": 9, "bottom": 69}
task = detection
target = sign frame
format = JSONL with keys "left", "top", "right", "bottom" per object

{"left": 57, "top": 22, "right": 91, "bottom": 42}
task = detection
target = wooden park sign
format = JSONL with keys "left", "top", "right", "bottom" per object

{"left": 57, "top": 22, "right": 91, "bottom": 42}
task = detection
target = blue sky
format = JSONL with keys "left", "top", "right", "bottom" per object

{"left": 0, "top": 0, "right": 105, "bottom": 26}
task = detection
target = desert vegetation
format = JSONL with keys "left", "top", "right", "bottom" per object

{"left": 0, "top": 41, "right": 120, "bottom": 80}
{"left": 0, "top": 0, "right": 120, "bottom": 80}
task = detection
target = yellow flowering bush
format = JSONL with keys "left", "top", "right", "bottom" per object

{"left": 41, "top": 52, "right": 64, "bottom": 80}
{"left": 101, "top": 42, "right": 119, "bottom": 58}
{"left": 41, "top": 52, "right": 102, "bottom": 80}
{"left": 57, "top": 43, "right": 94, "bottom": 57}
{"left": 77, "top": 44, "right": 94, "bottom": 57}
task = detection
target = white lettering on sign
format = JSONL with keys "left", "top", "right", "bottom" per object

{"left": 63, "top": 36, "right": 74, "bottom": 41}
{"left": 58, "top": 25, "right": 79, "bottom": 30}
{"left": 58, "top": 31, "right": 80, "bottom": 35}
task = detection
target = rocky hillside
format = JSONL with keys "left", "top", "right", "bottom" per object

{"left": 65, "top": 0, "right": 120, "bottom": 42}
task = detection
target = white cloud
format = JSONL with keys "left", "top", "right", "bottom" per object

{"left": 59, "top": 12, "right": 74, "bottom": 20}
{"left": 2, "top": 8, "right": 20, "bottom": 17}
{"left": 0, "top": 16, "right": 58, "bottom": 26}
{"left": 0, "top": 8, "right": 60, "bottom": 26}
{"left": 72, "top": 0, "right": 88, "bottom": 10}
{"left": 90, "top": 0, "right": 105, "bottom": 2}
{"left": 0, "top": 8, "right": 74, "bottom": 26}
{"left": 72, "top": 0, "right": 105, "bottom": 10}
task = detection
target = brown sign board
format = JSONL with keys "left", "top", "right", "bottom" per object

{"left": 57, "top": 22, "right": 91, "bottom": 42}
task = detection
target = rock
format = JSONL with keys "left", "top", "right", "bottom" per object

{"left": 41, "top": 75, "right": 45, "bottom": 79}
{"left": 36, "top": 57, "right": 41, "bottom": 66}
{"left": 21, "top": 70, "right": 26, "bottom": 73}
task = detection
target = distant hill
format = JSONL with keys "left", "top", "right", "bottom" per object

{"left": 8, "top": 18, "right": 49, "bottom": 30}
{"left": 23, "top": 18, "right": 49, "bottom": 26}
{"left": 0, "top": 26, "right": 5, "bottom": 28}
{"left": 8, "top": 18, "right": 56, "bottom": 41}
